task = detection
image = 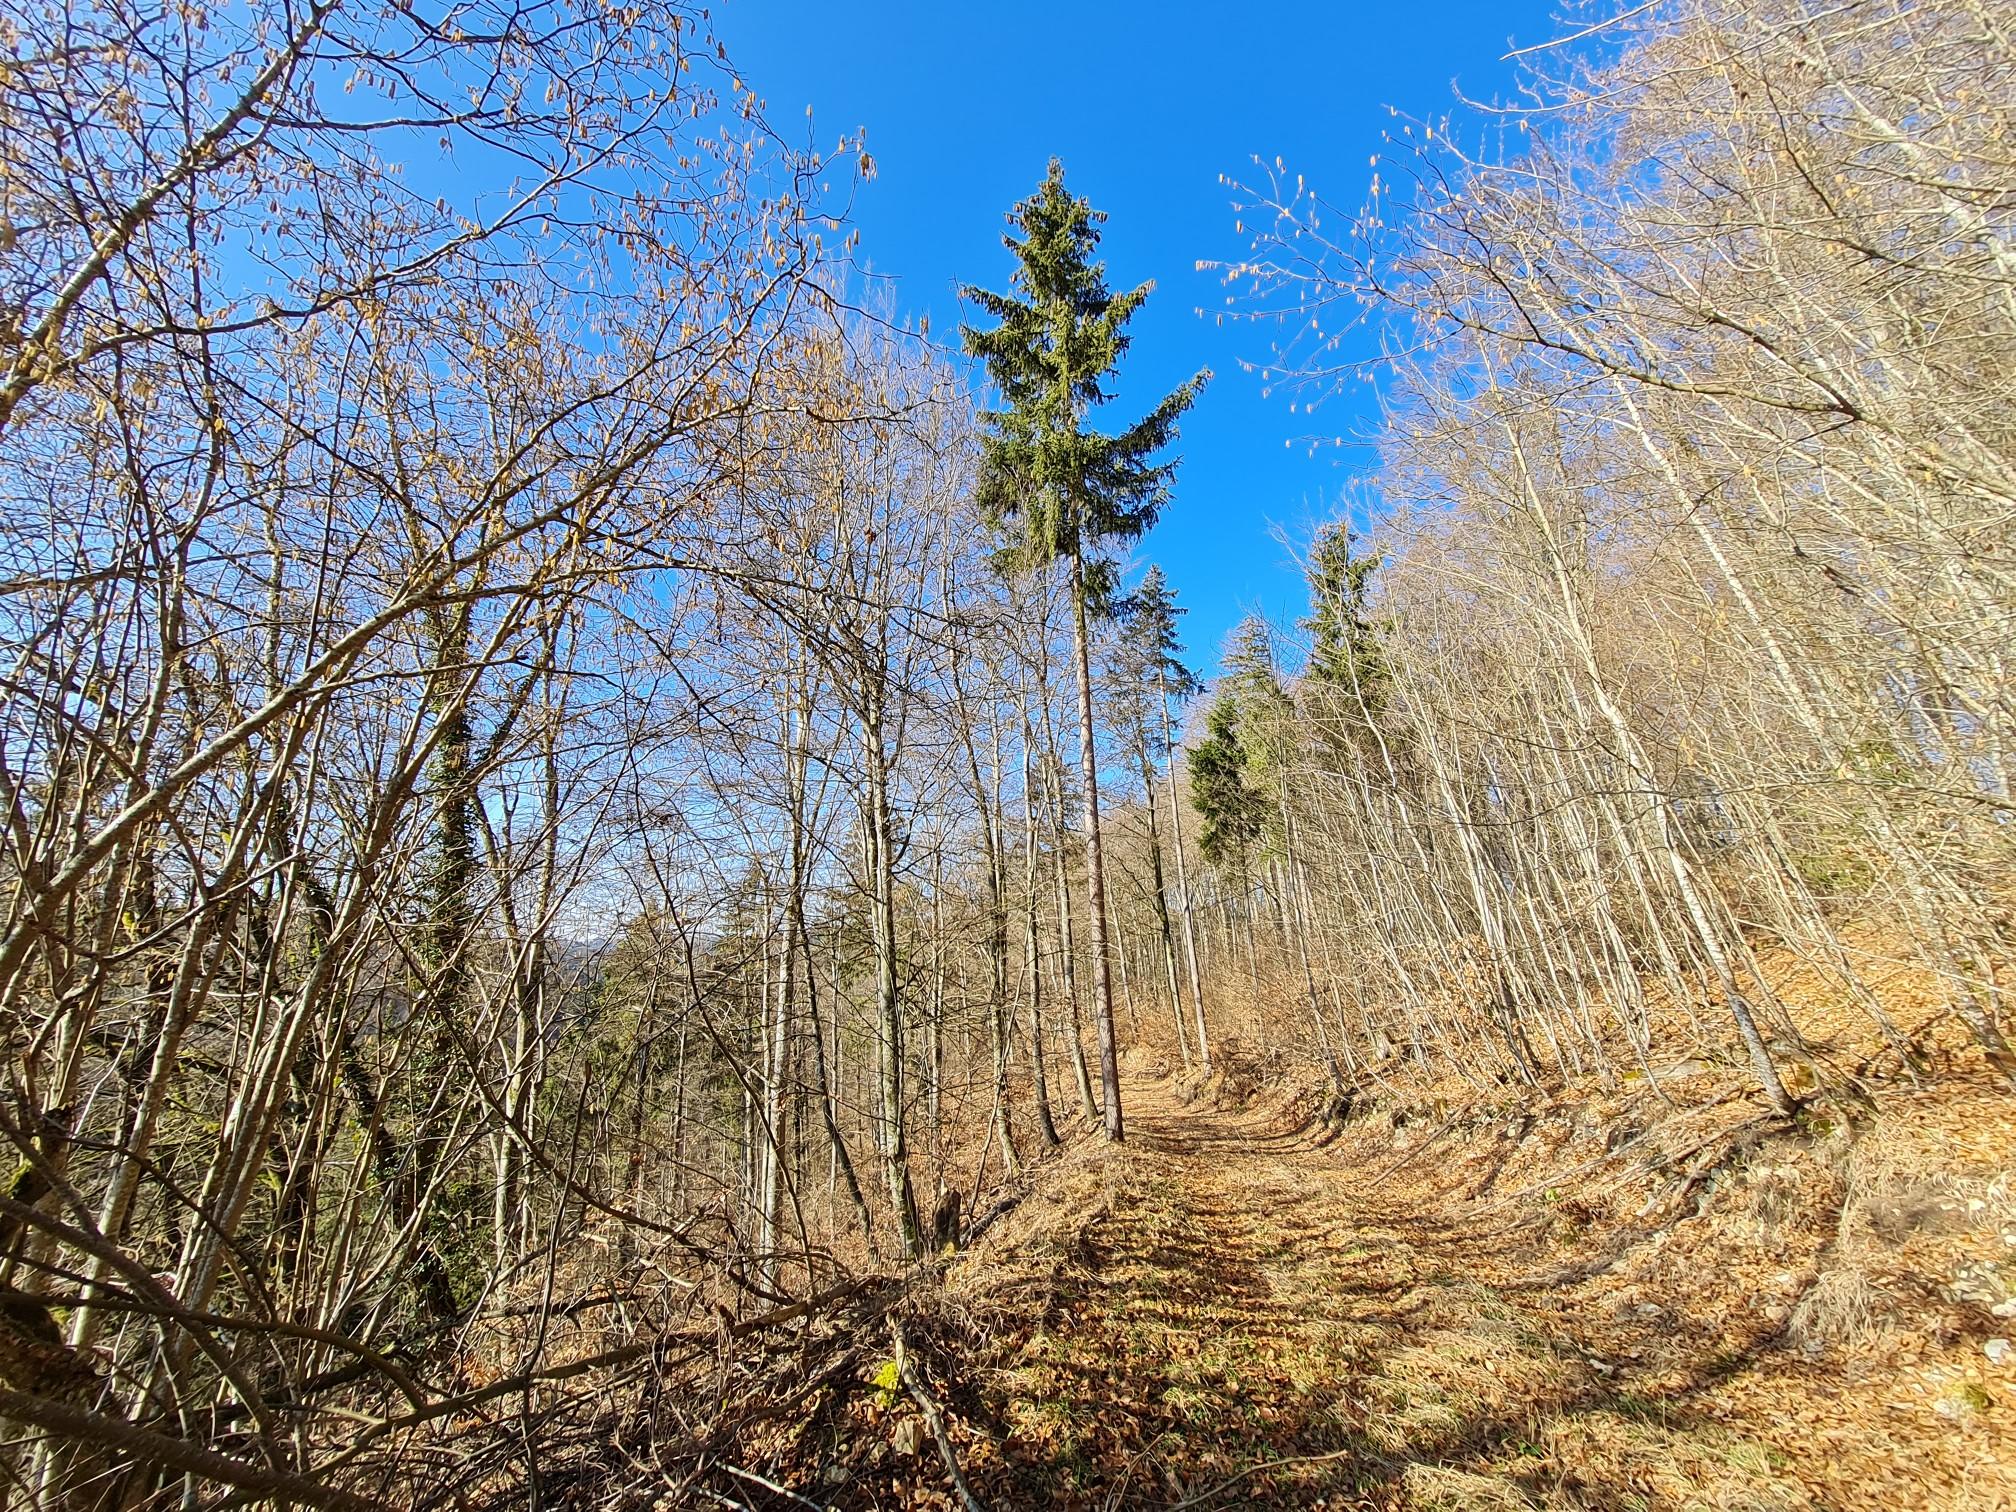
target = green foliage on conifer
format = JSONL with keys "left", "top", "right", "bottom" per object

{"left": 1111, "top": 564, "right": 1201, "bottom": 737}
{"left": 1301, "top": 521, "right": 1387, "bottom": 703}
{"left": 960, "top": 159, "right": 1208, "bottom": 590}
{"left": 1190, "top": 693, "right": 1266, "bottom": 871}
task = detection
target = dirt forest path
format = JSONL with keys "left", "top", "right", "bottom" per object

{"left": 938, "top": 1075, "right": 2009, "bottom": 1511}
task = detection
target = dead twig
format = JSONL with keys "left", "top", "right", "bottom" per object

{"left": 1363, "top": 1107, "right": 1469, "bottom": 1185}
{"left": 1165, "top": 1446, "right": 1359, "bottom": 1509}
{"left": 889, "top": 1318, "right": 985, "bottom": 1512}
{"left": 718, "top": 1461, "right": 832, "bottom": 1509}
{"left": 0, "top": 1385, "right": 375, "bottom": 1512}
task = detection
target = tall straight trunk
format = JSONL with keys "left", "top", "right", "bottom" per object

{"left": 1415, "top": 715, "right": 1542, "bottom": 1086}
{"left": 946, "top": 600, "right": 1021, "bottom": 1173}
{"left": 758, "top": 894, "right": 790, "bottom": 1286}
{"left": 863, "top": 688, "right": 922, "bottom": 1256}
{"left": 1138, "top": 731, "right": 1190, "bottom": 1067}
{"left": 784, "top": 675, "right": 876, "bottom": 1255}
{"left": 1266, "top": 855, "right": 1293, "bottom": 955}
{"left": 1114, "top": 921, "right": 1141, "bottom": 1034}
{"left": 1019, "top": 714, "right": 1063, "bottom": 1149}
{"left": 1239, "top": 875, "right": 1264, "bottom": 1050}
{"left": 491, "top": 664, "right": 559, "bottom": 1272}
{"left": 978, "top": 716, "right": 1021, "bottom": 1173}
{"left": 1299, "top": 858, "right": 1368, "bottom": 1077}
{"left": 1277, "top": 801, "right": 1343, "bottom": 1090}
{"left": 741, "top": 969, "right": 758, "bottom": 1237}
{"left": 1035, "top": 668, "right": 1101, "bottom": 1122}
{"left": 669, "top": 1012, "right": 693, "bottom": 1217}
{"left": 1068, "top": 552, "right": 1124, "bottom": 1141}
{"left": 927, "top": 851, "right": 945, "bottom": 1139}
{"left": 1162, "top": 694, "right": 1210, "bottom": 1068}
{"left": 800, "top": 905, "right": 875, "bottom": 1253}
{"left": 1050, "top": 831, "right": 1101, "bottom": 1120}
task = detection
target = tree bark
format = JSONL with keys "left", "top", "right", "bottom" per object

{"left": 1069, "top": 552, "right": 1125, "bottom": 1141}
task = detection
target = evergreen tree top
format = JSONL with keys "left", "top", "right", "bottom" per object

{"left": 960, "top": 160, "right": 1209, "bottom": 583}
{"left": 1223, "top": 614, "right": 1282, "bottom": 694}
{"left": 1116, "top": 564, "right": 1202, "bottom": 702}
{"left": 1300, "top": 521, "right": 1389, "bottom": 699}
{"left": 1190, "top": 691, "right": 1266, "bottom": 870}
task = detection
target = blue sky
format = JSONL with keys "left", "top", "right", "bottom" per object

{"left": 717, "top": 0, "right": 1560, "bottom": 679}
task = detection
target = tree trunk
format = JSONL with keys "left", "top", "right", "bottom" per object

{"left": 1070, "top": 552, "right": 1125, "bottom": 1141}
{"left": 863, "top": 686, "right": 922, "bottom": 1255}
{"left": 1162, "top": 694, "right": 1211, "bottom": 1069}
{"left": 1019, "top": 711, "right": 1063, "bottom": 1149}
{"left": 1139, "top": 734, "right": 1191, "bottom": 1067}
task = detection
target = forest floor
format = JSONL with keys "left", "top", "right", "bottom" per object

{"left": 544, "top": 1024, "right": 2016, "bottom": 1511}
{"left": 875, "top": 1067, "right": 2016, "bottom": 1511}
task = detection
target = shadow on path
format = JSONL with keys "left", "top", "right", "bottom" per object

{"left": 956, "top": 1077, "right": 1820, "bottom": 1511}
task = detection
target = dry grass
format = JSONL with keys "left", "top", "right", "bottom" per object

{"left": 1787, "top": 1266, "right": 1883, "bottom": 1353}
{"left": 1400, "top": 1462, "right": 1540, "bottom": 1509}
{"left": 965, "top": 1047, "right": 2013, "bottom": 1508}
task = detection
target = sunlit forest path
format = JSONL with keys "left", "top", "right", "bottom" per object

{"left": 935, "top": 1074, "right": 2006, "bottom": 1511}
{"left": 964, "top": 1076, "right": 1438, "bottom": 1505}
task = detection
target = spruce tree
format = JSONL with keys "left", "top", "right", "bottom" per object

{"left": 1112, "top": 566, "right": 1210, "bottom": 1066}
{"left": 1300, "top": 521, "right": 1388, "bottom": 709}
{"left": 1190, "top": 694, "right": 1265, "bottom": 873}
{"left": 1192, "top": 617, "right": 1286, "bottom": 864}
{"left": 963, "top": 161, "right": 1208, "bottom": 1141}
{"left": 1118, "top": 566, "right": 1202, "bottom": 711}
{"left": 1222, "top": 615, "right": 1293, "bottom": 787}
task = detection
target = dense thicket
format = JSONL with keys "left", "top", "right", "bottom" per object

{"left": 1205, "top": 0, "right": 2016, "bottom": 1105}
{"left": 0, "top": 0, "right": 1199, "bottom": 1490}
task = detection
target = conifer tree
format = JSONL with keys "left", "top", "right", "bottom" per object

{"left": 963, "top": 160, "right": 1208, "bottom": 1141}
{"left": 1191, "top": 695, "right": 1266, "bottom": 874}
{"left": 1113, "top": 566, "right": 1210, "bottom": 1065}
{"left": 1222, "top": 616, "right": 1294, "bottom": 779}
{"left": 1118, "top": 567, "right": 1200, "bottom": 709}
{"left": 1193, "top": 620, "right": 1288, "bottom": 995}
{"left": 1301, "top": 522, "right": 1387, "bottom": 704}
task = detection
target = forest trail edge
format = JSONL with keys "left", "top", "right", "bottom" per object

{"left": 934, "top": 1072, "right": 2012, "bottom": 1511}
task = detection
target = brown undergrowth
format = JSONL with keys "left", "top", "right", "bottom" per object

{"left": 921, "top": 1052, "right": 2015, "bottom": 1510}
{"left": 521, "top": 1047, "right": 2012, "bottom": 1509}
{"left": 518, "top": 936, "right": 2016, "bottom": 1510}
